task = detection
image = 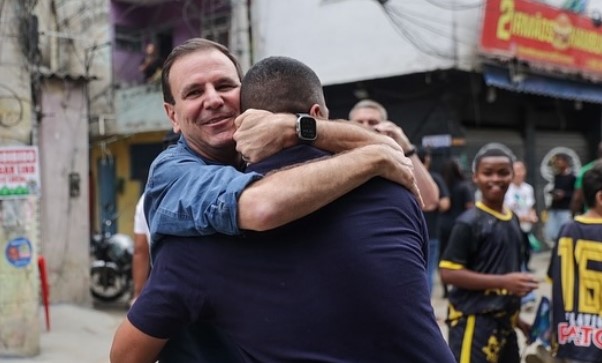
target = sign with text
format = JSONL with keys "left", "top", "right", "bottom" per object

{"left": 0, "top": 146, "right": 40, "bottom": 199}
{"left": 481, "top": 0, "right": 602, "bottom": 79}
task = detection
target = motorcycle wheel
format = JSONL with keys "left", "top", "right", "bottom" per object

{"left": 90, "top": 264, "right": 130, "bottom": 302}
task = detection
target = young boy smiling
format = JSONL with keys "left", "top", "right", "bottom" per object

{"left": 439, "top": 146, "right": 539, "bottom": 363}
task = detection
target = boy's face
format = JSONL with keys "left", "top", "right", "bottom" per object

{"left": 473, "top": 156, "right": 513, "bottom": 204}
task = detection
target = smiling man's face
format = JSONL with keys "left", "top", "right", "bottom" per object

{"left": 164, "top": 48, "right": 242, "bottom": 164}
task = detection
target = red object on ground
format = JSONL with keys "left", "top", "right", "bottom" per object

{"left": 38, "top": 255, "right": 50, "bottom": 331}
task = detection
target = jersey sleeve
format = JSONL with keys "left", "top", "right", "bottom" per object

{"left": 127, "top": 239, "right": 207, "bottom": 339}
{"left": 439, "top": 222, "right": 476, "bottom": 270}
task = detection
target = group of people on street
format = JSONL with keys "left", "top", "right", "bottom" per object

{"left": 110, "top": 37, "right": 602, "bottom": 363}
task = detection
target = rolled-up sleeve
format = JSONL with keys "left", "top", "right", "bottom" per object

{"left": 145, "top": 146, "right": 262, "bottom": 246}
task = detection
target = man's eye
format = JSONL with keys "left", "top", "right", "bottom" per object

{"left": 218, "top": 84, "right": 237, "bottom": 91}
{"left": 186, "top": 89, "right": 201, "bottom": 97}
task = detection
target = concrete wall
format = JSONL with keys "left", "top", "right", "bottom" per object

{"left": 251, "top": 0, "right": 481, "bottom": 85}
{"left": 0, "top": 1, "right": 40, "bottom": 357}
{"left": 38, "top": 78, "right": 91, "bottom": 305}
{"left": 252, "top": 0, "right": 602, "bottom": 86}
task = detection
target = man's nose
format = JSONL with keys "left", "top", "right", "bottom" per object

{"left": 492, "top": 173, "right": 505, "bottom": 182}
{"left": 204, "top": 86, "right": 224, "bottom": 109}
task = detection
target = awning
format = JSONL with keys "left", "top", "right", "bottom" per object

{"left": 483, "top": 65, "right": 602, "bottom": 104}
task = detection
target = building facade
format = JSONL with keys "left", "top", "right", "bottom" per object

{"left": 0, "top": 0, "right": 97, "bottom": 356}
{"left": 95, "top": 0, "right": 602, "bottom": 239}
{"left": 250, "top": 0, "right": 602, "bottom": 218}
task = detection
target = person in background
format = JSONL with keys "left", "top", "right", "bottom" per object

{"left": 130, "top": 131, "right": 180, "bottom": 306}
{"left": 547, "top": 160, "right": 602, "bottom": 363}
{"left": 438, "top": 158, "right": 475, "bottom": 297}
{"left": 546, "top": 153, "right": 575, "bottom": 244}
{"left": 439, "top": 147, "right": 538, "bottom": 363}
{"left": 131, "top": 193, "right": 150, "bottom": 305}
{"left": 418, "top": 147, "right": 450, "bottom": 294}
{"left": 504, "top": 160, "right": 538, "bottom": 271}
{"left": 139, "top": 42, "right": 163, "bottom": 83}
{"left": 348, "top": 99, "right": 439, "bottom": 211}
{"left": 571, "top": 141, "right": 602, "bottom": 217}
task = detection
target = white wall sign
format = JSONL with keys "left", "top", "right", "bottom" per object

{"left": 0, "top": 146, "right": 40, "bottom": 199}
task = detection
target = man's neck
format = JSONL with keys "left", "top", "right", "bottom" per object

{"left": 583, "top": 208, "right": 602, "bottom": 219}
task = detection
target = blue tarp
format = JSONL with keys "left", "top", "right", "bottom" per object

{"left": 483, "top": 65, "right": 602, "bottom": 104}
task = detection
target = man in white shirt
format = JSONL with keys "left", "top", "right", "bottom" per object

{"left": 504, "top": 160, "right": 538, "bottom": 271}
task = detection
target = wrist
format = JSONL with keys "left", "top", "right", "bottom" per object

{"left": 404, "top": 146, "right": 416, "bottom": 157}
{"left": 355, "top": 145, "right": 387, "bottom": 177}
{"left": 281, "top": 114, "right": 298, "bottom": 148}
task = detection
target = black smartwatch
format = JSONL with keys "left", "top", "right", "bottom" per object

{"left": 295, "top": 113, "right": 317, "bottom": 144}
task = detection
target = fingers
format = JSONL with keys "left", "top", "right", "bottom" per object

{"left": 411, "top": 182, "right": 425, "bottom": 209}
{"left": 234, "top": 108, "right": 267, "bottom": 129}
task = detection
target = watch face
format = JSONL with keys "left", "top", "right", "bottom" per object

{"left": 298, "top": 116, "right": 317, "bottom": 140}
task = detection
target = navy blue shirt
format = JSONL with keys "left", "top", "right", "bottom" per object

{"left": 129, "top": 145, "right": 454, "bottom": 363}
{"left": 547, "top": 216, "right": 602, "bottom": 363}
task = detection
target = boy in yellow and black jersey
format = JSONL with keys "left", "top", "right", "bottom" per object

{"left": 547, "top": 160, "right": 602, "bottom": 363}
{"left": 440, "top": 146, "right": 538, "bottom": 363}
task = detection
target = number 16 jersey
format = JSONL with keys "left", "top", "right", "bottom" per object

{"left": 547, "top": 216, "right": 602, "bottom": 363}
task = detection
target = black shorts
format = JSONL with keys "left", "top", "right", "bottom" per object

{"left": 447, "top": 312, "right": 519, "bottom": 363}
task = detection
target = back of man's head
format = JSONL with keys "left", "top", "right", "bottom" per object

{"left": 240, "top": 56, "right": 326, "bottom": 114}
{"left": 583, "top": 160, "right": 602, "bottom": 209}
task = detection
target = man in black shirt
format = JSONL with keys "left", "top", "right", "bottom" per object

{"left": 546, "top": 153, "right": 576, "bottom": 244}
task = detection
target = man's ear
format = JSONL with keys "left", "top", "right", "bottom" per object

{"left": 596, "top": 190, "right": 602, "bottom": 207}
{"left": 164, "top": 103, "right": 181, "bottom": 133}
{"left": 309, "top": 104, "right": 329, "bottom": 119}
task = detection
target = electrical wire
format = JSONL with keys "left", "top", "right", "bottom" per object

{"left": 422, "top": 0, "right": 482, "bottom": 10}
{"left": 379, "top": 2, "right": 456, "bottom": 59}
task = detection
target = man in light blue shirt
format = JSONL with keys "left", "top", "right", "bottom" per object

{"left": 144, "top": 38, "right": 421, "bottom": 252}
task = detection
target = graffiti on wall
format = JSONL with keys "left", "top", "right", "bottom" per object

{"left": 0, "top": 85, "right": 24, "bottom": 128}
{"left": 0, "top": 84, "right": 31, "bottom": 143}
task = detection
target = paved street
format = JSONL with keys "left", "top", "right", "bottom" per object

{"left": 2, "top": 251, "right": 553, "bottom": 363}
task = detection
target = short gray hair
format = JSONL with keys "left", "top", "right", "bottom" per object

{"left": 348, "top": 99, "right": 388, "bottom": 121}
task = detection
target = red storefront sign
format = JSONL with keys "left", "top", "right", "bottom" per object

{"left": 480, "top": 0, "right": 602, "bottom": 78}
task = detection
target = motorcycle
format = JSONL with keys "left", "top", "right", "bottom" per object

{"left": 89, "top": 216, "right": 134, "bottom": 302}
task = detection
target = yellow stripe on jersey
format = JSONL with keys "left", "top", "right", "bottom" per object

{"left": 476, "top": 201, "right": 512, "bottom": 221}
{"left": 439, "top": 260, "right": 464, "bottom": 270}
{"left": 575, "top": 215, "right": 602, "bottom": 224}
{"left": 460, "top": 315, "right": 476, "bottom": 363}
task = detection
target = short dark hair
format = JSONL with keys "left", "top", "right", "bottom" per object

{"left": 240, "top": 56, "right": 325, "bottom": 114}
{"left": 472, "top": 146, "right": 514, "bottom": 173}
{"left": 583, "top": 160, "right": 602, "bottom": 209}
{"left": 162, "top": 38, "right": 243, "bottom": 105}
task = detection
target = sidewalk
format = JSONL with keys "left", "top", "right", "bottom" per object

{"left": 2, "top": 304, "right": 125, "bottom": 363}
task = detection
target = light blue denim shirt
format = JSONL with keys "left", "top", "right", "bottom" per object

{"left": 144, "top": 136, "right": 262, "bottom": 249}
